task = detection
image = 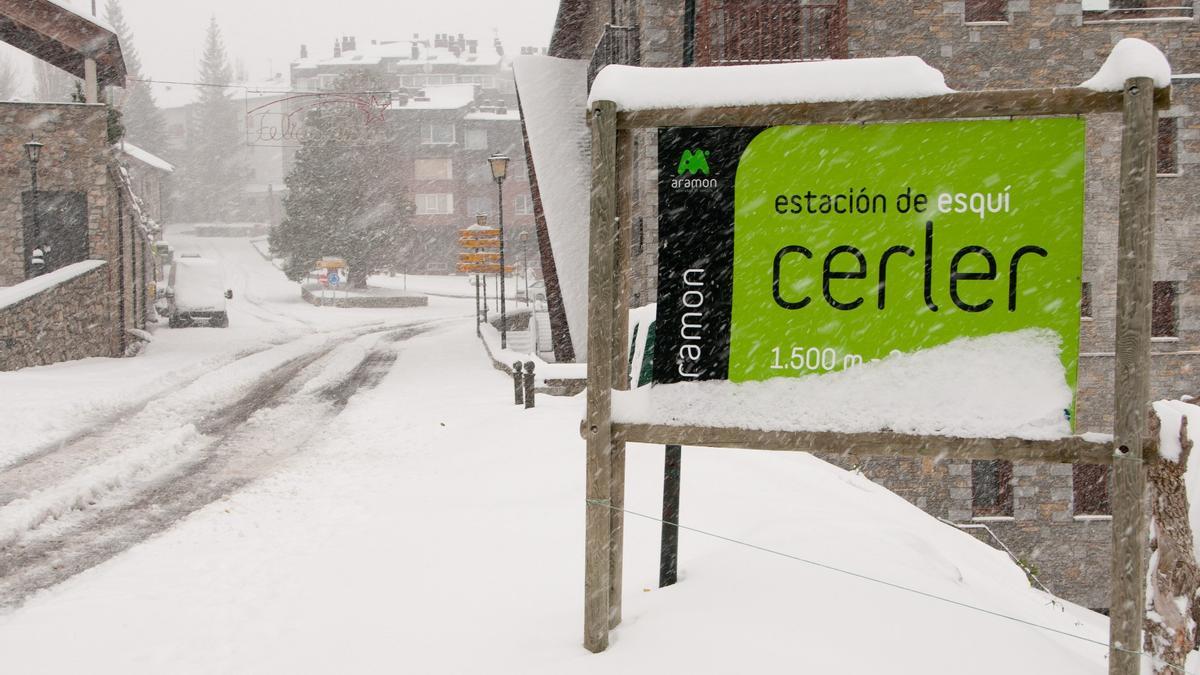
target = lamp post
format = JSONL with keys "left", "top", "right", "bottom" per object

{"left": 519, "top": 230, "right": 530, "bottom": 306}
{"left": 489, "top": 153, "right": 510, "bottom": 349}
{"left": 24, "top": 140, "right": 45, "bottom": 277}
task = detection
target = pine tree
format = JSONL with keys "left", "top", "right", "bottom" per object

{"left": 176, "top": 16, "right": 248, "bottom": 222}
{"left": 272, "top": 72, "right": 413, "bottom": 288}
{"left": 105, "top": 0, "right": 166, "bottom": 153}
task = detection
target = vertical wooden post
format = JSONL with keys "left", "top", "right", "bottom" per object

{"left": 1109, "top": 76, "right": 1156, "bottom": 675}
{"left": 583, "top": 99, "right": 618, "bottom": 653}
{"left": 608, "top": 128, "right": 634, "bottom": 629}
{"left": 660, "top": 444, "right": 682, "bottom": 587}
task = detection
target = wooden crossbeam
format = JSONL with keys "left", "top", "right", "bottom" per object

{"left": 604, "top": 422, "right": 1159, "bottom": 466}
{"left": 614, "top": 86, "right": 1171, "bottom": 129}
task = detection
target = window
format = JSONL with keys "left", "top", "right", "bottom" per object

{"left": 415, "top": 193, "right": 454, "bottom": 215}
{"left": 965, "top": 0, "right": 1007, "bottom": 22}
{"left": 415, "top": 158, "right": 453, "bottom": 180}
{"left": 421, "top": 123, "right": 456, "bottom": 145}
{"left": 465, "top": 128, "right": 488, "bottom": 150}
{"left": 1152, "top": 281, "right": 1178, "bottom": 338}
{"left": 1158, "top": 117, "right": 1179, "bottom": 175}
{"left": 1073, "top": 464, "right": 1110, "bottom": 516}
{"left": 972, "top": 460, "right": 1013, "bottom": 517}
{"left": 514, "top": 193, "right": 534, "bottom": 216}
{"left": 1081, "top": 282, "right": 1092, "bottom": 319}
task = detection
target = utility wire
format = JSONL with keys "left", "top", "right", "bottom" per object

{"left": 587, "top": 499, "right": 1196, "bottom": 675}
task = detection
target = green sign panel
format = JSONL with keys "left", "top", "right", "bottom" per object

{"left": 655, "top": 119, "right": 1085, "bottom": 417}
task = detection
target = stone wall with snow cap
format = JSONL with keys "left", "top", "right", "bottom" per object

{"left": 0, "top": 261, "right": 115, "bottom": 371}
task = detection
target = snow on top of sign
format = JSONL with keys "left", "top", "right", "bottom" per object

{"left": 1080, "top": 38, "right": 1172, "bottom": 91}
{"left": 614, "top": 329, "right": 1076, "bottom": 440}
{"left": 0, "top": 260, "right": 106, "bottom": 311}
{"left": 513, "top": 55, "right": 591, "bottom": 357}
{"left": 588, "top": 56, "right": 954, "bottom": 111}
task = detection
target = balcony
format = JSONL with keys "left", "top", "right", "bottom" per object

{"left": 588, "top": 24, "right": 640, "bottom": 88}
{"left": 695, "top": 0, "right": 848, "bottom": 66}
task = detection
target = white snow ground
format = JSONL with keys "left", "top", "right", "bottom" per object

{"left": 0, "top": 226, "right": 468, "bottom": 468}
{"left": 0, "top": 312, "right": 1115, "bottom": 672}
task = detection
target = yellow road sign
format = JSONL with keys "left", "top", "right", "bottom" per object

{"left": 458, "top": 263, "right": 515, "bottom": 274}
{"left": 458, "top": 228, "right": 501, "bottom": 238}
{"left": 459, "top": 238, "right": 501, "bottom": 249}
{"left": 459, "top": 252, "right": 502, "bottom": 263}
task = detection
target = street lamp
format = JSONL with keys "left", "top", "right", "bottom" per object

{"left": 519, "top": 230, "right": 530, "bottom": 306}
{"left": 489, "top": 153, "right": 510, "bottom": 349}
{"left": 24, "top": 139, "right": 45, "bottom": 277}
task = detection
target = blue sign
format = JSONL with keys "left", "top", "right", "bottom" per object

{"left": 328, "top": 272, "right": 340, "bottom": 286}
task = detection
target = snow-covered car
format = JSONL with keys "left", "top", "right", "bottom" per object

{"left": 166, "top": 257, "right": 233, "bottom": 328}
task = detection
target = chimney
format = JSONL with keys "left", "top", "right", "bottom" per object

{"left": 300, "top": 44, "right": 308, "bottom": 59}
{"left": 467, "top": 40, "right": 478, "bottom": 54}
{"left": 333, "top": 39, "right": 341, "bottom": 58}
{"left": 350, "top": 36, "right": 357, "bottom": 51}
{"left": 493, "top": 37, "right": 504, "bottom": 57}
{"left": 411, "top": 41, "right": 420, "bottom": 60}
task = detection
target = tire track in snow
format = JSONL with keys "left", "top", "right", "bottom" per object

{"left": 0, "top": 324, "right": 434, "bottom": 608}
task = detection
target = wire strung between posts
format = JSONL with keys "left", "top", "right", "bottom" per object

{"left": 585, "top": 499, "right": 1197, "bottom": 675}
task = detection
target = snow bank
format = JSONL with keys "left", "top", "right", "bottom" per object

{"left": 513, "top": 56, "right": 591, "bottom": 357}
{"left": 0, "top": 260, "right": 105, "bottom": 310}
{"left": 614, "top": 329, "right": 1074, "bottom": 440}
{"left": 1081, "top": 38, "right": 1172, "bottom": 91}
{"left": 589, "top": 56, "right": 953, "bottom": 111}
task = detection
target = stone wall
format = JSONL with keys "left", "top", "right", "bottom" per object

{"left": 0, "top": 261, "right": 115, "bottom": 370}
{"left": 0, "top": 103, "right": 112, "bottom": 287}
{"left": 0, "top": 102, "right": 156, "bottom": 370}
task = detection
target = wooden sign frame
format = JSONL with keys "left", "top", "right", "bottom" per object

{"left": 582, "top": 79, "right": 1169, "bottom": 675}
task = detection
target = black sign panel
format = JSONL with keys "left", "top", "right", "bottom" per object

{"left": 654, "top": 127, "right": 761, "bottom": 385}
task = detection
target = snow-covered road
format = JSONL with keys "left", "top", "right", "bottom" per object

{"left": 0, "top": 228, "right": 469, "bottom": 606}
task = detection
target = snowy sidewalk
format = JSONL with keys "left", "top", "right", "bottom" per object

{"left": 0, "top": 320, "right": 1113, "bottom": 674}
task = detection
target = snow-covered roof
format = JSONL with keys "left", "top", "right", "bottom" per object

{"left": 589, "top": 56, "right": 953, "bottom": 111}
{"left": 1080, "top": 38, "right": 1172, "bottom": 91}
{"left": 464, "top": 109, "right": 520, "bottom": 122}
{"left": 393, "top": 84, "right": 477, "bottom": 111}
{"left": 293, "top": 38, "right": 505, "bottom": 70}
{"left": 117, "top": 142, "right": 174, "bottom": 173}
{"left": 44, "top": 0, "right": 115, "bottom": 33}
{"left": 0, "top": 260, "right": 106, "bottom": 311}
{"left": 512, "top": 55, "right": 590, "bottom": 358}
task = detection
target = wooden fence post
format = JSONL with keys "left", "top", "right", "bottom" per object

{"left": 1109, "top": 75, "right": 1156, "bottom": 675}
{"left": 607, "top": 128, "right": 634, "bottom": 629}
{"left": 584, "top": 99, "right": 618, "bottom": 653}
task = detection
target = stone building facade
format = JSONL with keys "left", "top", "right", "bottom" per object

{"left": 0, "top": 102, "right": 155, "bottom": 371}
{"left": 541, "top": 0, "right": 1198, "bottom": 610}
